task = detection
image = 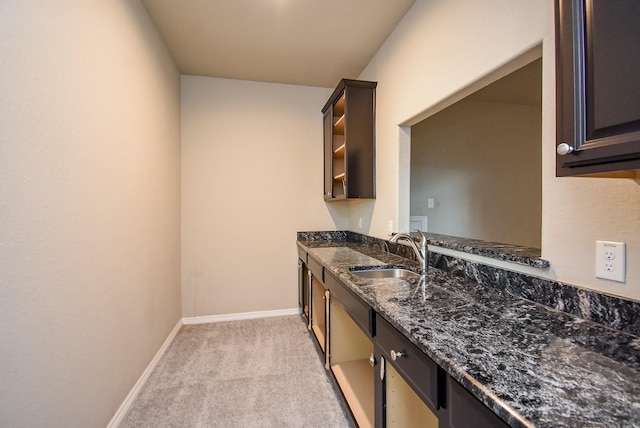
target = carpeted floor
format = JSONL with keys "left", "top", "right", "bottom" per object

{"left": 120, "top": 315, "right": 352, "bottom": 427}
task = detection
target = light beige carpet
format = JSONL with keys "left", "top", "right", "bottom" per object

{"left": 120, "top": 315, "right": 352, "bottom": 427}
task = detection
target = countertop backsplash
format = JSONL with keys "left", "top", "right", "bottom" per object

{"left": 297, "top": 230, "right": 640, "bottom": 337}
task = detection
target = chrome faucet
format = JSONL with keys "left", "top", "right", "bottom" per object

{"left": 389, "top": 230, "right": 428, "bottom": 272}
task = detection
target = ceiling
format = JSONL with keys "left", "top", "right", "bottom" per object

{"left": 140, "top": 0, "right": 416, "bottom": 88}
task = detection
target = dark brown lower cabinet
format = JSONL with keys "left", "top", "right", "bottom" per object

{"left": 300, "top": 252, "right": 512, "bottom": 427}
{"left": 448, "top": 378, "right": 509, "bottom": 428}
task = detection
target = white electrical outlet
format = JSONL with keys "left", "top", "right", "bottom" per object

{"left": 596, "top": 241, "right": 626, "bottom": 282}
{"left": 387, "top": 220, "right": 393, "bottom": 236}
{"left": 358, "top": 217, "right": 363, "bottom": 230}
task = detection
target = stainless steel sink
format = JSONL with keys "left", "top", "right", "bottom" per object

{"left": 350, "top": 267, "right": 421, "bottom": 282}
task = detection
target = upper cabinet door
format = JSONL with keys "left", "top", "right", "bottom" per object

{"left": 555, "top": 0, "right": 640, "bottom": 177}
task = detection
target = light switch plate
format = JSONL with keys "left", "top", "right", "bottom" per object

{"left": 410, "top": 216, "right": 428, "bottom": 232}
{"left": 596, "top": 241, "right": 626, "bottom": 282}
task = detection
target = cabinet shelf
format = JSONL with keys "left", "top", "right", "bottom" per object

{"left": 331, "top": 359, "right": 375, "bottom": 428}
{"left": 333, "top": 143, "right": 345, "bottom": 155}
{"left": 333, "top": 172, "right": 345, "bottom": 181}
{"left": 333, "top": 114, "right": 345, "bottom": 130}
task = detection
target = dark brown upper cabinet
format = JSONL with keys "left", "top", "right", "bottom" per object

{"left": 555, "top": 0, "right": 640, "bottom": 177}
{"left": 322, "top": 79, "right": 377, "bottom": 200}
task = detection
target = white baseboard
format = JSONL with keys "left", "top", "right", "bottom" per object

{"left": 106, "top": 319, "right": 183, "bottom": 428}
{"left": 182, "top": 307, "right": 301, "bottom": 325}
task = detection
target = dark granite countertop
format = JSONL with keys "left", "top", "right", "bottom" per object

{"left": 297, "top": 238, "right": 640, "bottom": 428}
{"left": 420, "top": 232, "right": 549, "bottom": 268}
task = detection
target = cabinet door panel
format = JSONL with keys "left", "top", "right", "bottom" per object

{"left": 587, "top": 0, "right": 640, "bottom": 138}
{"left": 555, "top": 0, "right": 640, "bottom": 176}
{"left": 343, "top": 85, "right": 376, "bottom": 198}
{"left": 448, "top": 378, "right": 509, "bottom": 428}
{"left": 376, "top": 314, "right": 439, "bottom": 413}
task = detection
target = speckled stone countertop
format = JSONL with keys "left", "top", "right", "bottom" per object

{"left": 421, "top": 232, "right": 550, "bottom": 268}
{"left": 297, "top": 238, "right": 640, "bottom": 428}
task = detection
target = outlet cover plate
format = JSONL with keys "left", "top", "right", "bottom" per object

{"left": 596, "top": 241, "right": 626, "bottom": 282}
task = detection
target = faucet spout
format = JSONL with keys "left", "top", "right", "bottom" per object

{"left": 389, "top": 230, "right": 428, "bottom": 272}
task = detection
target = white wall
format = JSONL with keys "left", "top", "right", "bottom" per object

{"left": 356, "top": 0, "right": 640, "bottom": 300}
{"left": 0, "top": 1, "right": 181, "bottom": 426}
{"left": 181, "top": 76, "right": 345, "bottom": 317}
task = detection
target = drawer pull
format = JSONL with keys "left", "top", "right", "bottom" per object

{"left": 390, "top": 350, "right": 405, "bottom": 361}
{"left": 369, "top": 353, "right": 376, "bottom": 367}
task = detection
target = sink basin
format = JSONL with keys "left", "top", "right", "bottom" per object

{"left": 350, "top": 267, "right": 421, "bottom": 282}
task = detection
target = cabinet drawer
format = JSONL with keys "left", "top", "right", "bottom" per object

{"left": 449, "top": 378, "right": 509, "bottom": 428}
{"left": 325, "top": 271, "right": 374, "bottom": 338}
{"left": 296, "top": 244, "right": 307, "bottom": 264}
{"left": 376, "top": 314, "right": 439, "bottom": 412}
{"left": 308, "top": 255, "right": 324, "bottom": 282}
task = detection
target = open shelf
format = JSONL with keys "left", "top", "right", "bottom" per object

{"left": 333, "top": 116, "right": 345, "bottom": 135}
{"left": 386, "top": 362, "right": 439, "bottom": 427}
{"left": 331, "top": 176, "right": 346, "bottom": 198}
{"left": 333, "top": 143, "right": 345, "bottom": 155}
{"left": 329, "top": 294, "right": 374, "bottom": 427}
{"left": 334, "top": 94, "right": 345, "bottom": 116}
{"left": 332, "top": 360, "right": 375, "bottom": 428}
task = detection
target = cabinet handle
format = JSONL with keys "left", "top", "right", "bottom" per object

{"left": 390, "top": 350, "right": 405, "bottom": 361}
{"left": 307, "top": 270, "right": 313, "bottom": 331}
{"left": 369, "top": 353, "right": 376, "bottom": 367}
{"left": 556, "top": 142, "right": 574, "bottom": 156}
{"left": 297, "top": 261, "right": 303, "bottom": 309}
{"left": 325, "top": 290, "right": 330, "bottom": 370}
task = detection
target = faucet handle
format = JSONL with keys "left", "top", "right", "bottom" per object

{"left": 414, "top": 229, "right": 429, "bottom": 272}
{"left": 414, "top": 229, "right": 427, "bottom": 245}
